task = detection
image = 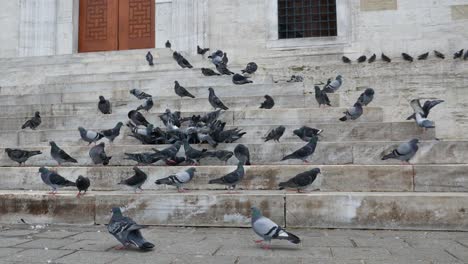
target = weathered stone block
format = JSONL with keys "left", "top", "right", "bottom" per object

{"left": 451, "top": 5, "right": 468, "bottom": 20}
{"left": 361, "top": 0, "right": 397, "bottom": 11}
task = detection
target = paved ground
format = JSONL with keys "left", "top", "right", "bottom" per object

{"left": 0, "top": 225, "right": 466, "bottom": 264}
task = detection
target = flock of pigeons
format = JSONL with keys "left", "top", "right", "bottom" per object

{"left": 342, "top": 49, "right": 468, "bottom": 63}
{"left": 4, "top": 42, "right": 445, "bottom": 250}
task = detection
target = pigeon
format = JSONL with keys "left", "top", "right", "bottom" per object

{"left": 124, "top": 152, "right": 160, "bottom": 165}
{"left": 118, "top": 167, "right": 148, "bottom": 192}
{"left": 453, "top": 49, "right": 464, "bottom": 59}
{"left": 50, "top": 141, "right": 77, "bottom": 165}
{"left": 339, "top": 102, "right": 363, "bottom": 121}
{"left": 200, "top": 109, "right": 223, "bottom": 124}
{"left": 128, "top": 110, "right": 150, "bottom": 127}
{"left": 208, "top": 161, "right": 244, "bottom": 191}
{"left": 152, "top": 141, "right": 183, "bottom": 164}
{"left": 232, "top": 74, "right": 253, "bottom": 85}
{"left": 173, "top": 51, "right": 193, "bottom": 68}
{"left": 38, "top": 167, "right": 76, "bottom": 194}
{"left": 234, "top": 144, "right": 251, "bottom": 165}
{"left": 146, "top": 51, "right": 154, "bottom": 66}
{"left": 314, "top": 86, "right": 331, "bottom": 107}
{"left": 155, "top": 168, "right": 197, "bottom": 192}
{"left": 357, "top": 55, "right": 367, "bottom": 63}
{"left": 342, "top": 56, "right": 351, "bottom": 64}
{"left": 208, "top": 87, "right": 229, "bottom": 110}
{"left": 222, "top": 52, "right": 229, "bottom": 65}
{"left": 183, "top": 139, "right": 214, "bottom": 165}
{"left": 5, "top": 148, "right": 41, "bottom": 165}
{"left": 89, "top": 142, "right": 112, "bottom": 165}
{"left": 259, "top": 95, "right": 274, "bottom": 109}
{"left": 21, "top": 111, "right": 41, "bottom": 130}
{"left": 76, "top": 175, "right": 90, "bottom": 197}
{"left": 251, "top": 207, "right": 300, "bottom": 250}
{"left": 464, "top": 50, "right": 468, "bottom": 60}
{"left": 286, "top": 75, "right": 303, "bottom": 83}
{"left": 197, "top": 45, "right": 209, "bottom": 55}
{"left": 263, "top": 126, "right": 286, "bottom": 142}
{"left": 382, "top": 139, "right": 419, "bottom": 163}
{"left": 434, "top": 50, "right": 445, "bottom": 59}
{"left": 78, "top": 127, "right": 104, "bottom": 145}
{"left": 165, "top": 156, "right": 186, "bottom": 166}
{"left": 410, "top": 99, "right": 435, "bottom": 128}
{"left": 381, "top": 53, "right": 391, "bottom": 63}
{"left": 201, "top": 68, "right": 221, "bottom": 76}
{"left": 108, "top": 207, "right": 155, "bottom": 251}
{"left": 279, "top": 168, "right": 321, "bottom": 193}
{"left": 242, "top": 62, "right": 258, "bottom": 74}
{"left": 281, "top": 135, "right": 318, "bottom": 163}
{"left": 402, "top": 53, "right": 414, "bottom": 62}
{"left": 130, "top": 89, "right": 152, "bottom": 100}
{"left": 356, "top": 88, "right": 375, "bottom": 106}
{"left": 323, "top": 75, "right": 343, "bottom": 93}
{"left": 98, "top": 96, "right": 112, "bottom": 114}
{"left": 165, "top": 40, "right": 171, "bottom": 48}
{"left": 368, "top": 54, "right": 376, "bottom": 63}
{"left": 208, "top": 50, "right": 224, "bottom": 65}
{"left": 100, "top": 122, "right": 123, "bottom": 143}
{"left": 213, "top": 150, "right": 234, "bottom": 164}
{"left": 293, "top": 126, "right": 323, "bottom": 142}
{"left": 418, "top": 52, "right": 429, "bottom": 60}
{"left": 216, "top": 63, "right": 234, "bottom": 75}
{"left": 136, "top": 97, "right": 154, "bottom": 112}
{"left": 174, "top": 81, "right": 195, "bottom": 98}
{"left": 406, "top": 99, "right": 444, "bottom": 120}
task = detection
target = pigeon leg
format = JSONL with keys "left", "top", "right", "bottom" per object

{"left": 254, "top": 240, "right": 264, "bottom": 244}
{"left": 302, "top": 160, "right": 310, "bottom": 164}
{"left": 76, "top": 191, "right": 81, "bottom": 198}
{"left": 177, "top": 188, "right": 188, "bottom": 193}
{"left": 114, "top": 245, "right": 127, "bottom": 250}
{"left": 261, "top": 243, "right": 271, "bottom": 250}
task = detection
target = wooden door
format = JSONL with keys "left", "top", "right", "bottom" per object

{"left": 79, "top": 0, "right": 119, "bottom": 52}
{"left": 118, "top": 0, "right": 155, "bottom": 50}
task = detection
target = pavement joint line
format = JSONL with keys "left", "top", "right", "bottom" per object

{"left": 53, "top": 249, "right": 79, "bottom": 261}
{"left": 444, "top": 248, "right": 462, "bottom": 261}
{"left": 233, "top": 256, "right": 240, "bottom": 264}
{"left": 349, "top": 238, "right": 358, "bottom": 248}
{"left": 211, "top": 245, "right": 222, "bottom": 256}
{"left": 454, "top": 240, "right": 468, "bottom": 248}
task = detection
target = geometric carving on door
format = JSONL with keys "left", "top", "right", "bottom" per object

{"left": 85, "top": 0, "right": 109, "bottom": 41}
{"left": 128, "top": 0, "right": 152, "bottom": 39}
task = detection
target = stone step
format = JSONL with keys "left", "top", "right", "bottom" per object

{"left": 0, "top": 122, "right": 434, "bottom": 146}
{"left": 0, "top": 107, "right": 384, "bottom": 131}
{"left": 0, "top": 140, "right": 465, "bottom": 166}
{"left": 0, "top": 190, "right": 466, "bottom": 230}
{"left": 3, "top": 164, "right": 466, "bottom": 193}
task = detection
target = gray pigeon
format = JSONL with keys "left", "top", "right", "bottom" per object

{"left": 21, "top": 111, "right": 41, "bottom": 130}
{"left": 418, "top": 52, "right": 429, "bottom": 60}
{"left": 241, "top": 62, "right": 258, "bottom": 74}
{"left": 208, "top": 87, "right": 229, "bottom": 110}
{"left": 165, "top": 40, "right": 171, "bottom": 48}
{"left": 124, "top": 152, "right": 160, "bottom": 165}
{"left": 281, "top": 135, "right": 318, "bottom": 163}
{"left": 174, "top": 81, "right": 195, "bottom": 98}
{"left": 208, "top": 50, "right": 224, "bottom": 65}
{"left": 410, "top": 99, "right": 435, "bottom": 128}
{"left": 406, "top": 99, "right": 443, "bottom": 120}
{"left": 201, "top": 68, "right": 220, "bottom": 76}
{"left": 342, "top": 56, "right": 351, "bottom": 64}
{"left": 89, "top": 142, "right": 112, "bottom": 165}
{"left": 323, "top": 75, "right": 343, "bottom": 93}
{"left": 136, "top": 97, "right": 154, "bottom": 112}
{"left": 222, "top": 52, "right": 228, "bottom": 65}
{"left": 464, "top": 50, "right": 468, "bottom": 60}
{"left": 233, "top": 74, "right": 253, "bottom": 85}
{"left": 155, "top": 167, "right": 197, "bottom": 192}
{"left": 213, "top": 150, "right": 234, "bottom": 164}
{"left": 197, "top": 45, "right": 209, "bottom": 55}
{"left": 108, "top": 207, "right": 155, "bottom": 251}
{"left": 382, "top": 139, "right": 419, "bottom": 163}
{"left": 356, "top": 88, "right": 375, "bottom": 106}
{"left": 453, "top": 49, "right": 464, "bottom": 59}
{"left": 263, "top": 126, "right": 285, "bottom": 142}
{"left": 76, "top": 175, "right": 90, "bottom": 197}
{"left": 434, "top": 50, "right": 445, "bottom": 59}
{"left": 251, "top": 207, "right": 300, "bottom": 249}
{"left": 339, "top": 102, "right": 363, "bottom": 121}
{"left": 357, "top": 55, "right": 367, "bottom": 63}
{"left": 314, "top": 86, "right": 331, "bottom": 107}
{"left": 208, "top": 161, "right": 244, "bottom": 191}
{"left": 368, "top": 54, "right": 376, "bottom": 63}
{"left": 78, "top": 127, "right": 104, "bottom": 145}
{"left": 128, "top": 110, "right": 150, "bottom": 127}
{"left": 146, "top": 51, "right": 154, "bottom": 66}
{"left": 100, "top": 122, "right": 124, "bottom": 143}
{"left": 215, "top": 63, "right": 234, "bottom": 75}
{"left": 5, "top": 148, "right": 41, "bottom": 165}
{"left": 98, "top": 96, "right": 112, "bottom": 114}
{"left": 279, "top": 168, "right": 321, "bottom": 193}
{"left": 381, "top": 53, "right": 391, "bottom": 63}
{"left": 118, "top": 167, "right": 148, "bottom": 193}
{"left": 50, "top": 141, "right": 77, "bottom": 165}
{"left": 130, "top": 89, "right": 152, "bottom": 100}
{"left": 402, "top": 53, "right": 414, "bottom": 62}
{"left": 293, "top": 126, "right": 323, "bottom": 142}
{"left": 183, "top": 139, "right": 215, "bottom": 165}
{"left": 234, "top": 144, "right": 251, "bottom": 165}
{"left": 173, "top": 51, "right": 193, "bottom": 68}
{"left": 259, "top": 95, "right": 274, "bottom": 109}
{"left": 38, "top": 167, "right": 76, "bottom": 194}
{"left": 152, "top": 141, "right": 183, "bottom": 165}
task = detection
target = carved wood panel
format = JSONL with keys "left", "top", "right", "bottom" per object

{"left": 118, "top": 0, "right": 155, "bottom": 50}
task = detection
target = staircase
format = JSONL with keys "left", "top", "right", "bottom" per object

{"left": 0, "top": 49, "right": 467, "bottom": 230}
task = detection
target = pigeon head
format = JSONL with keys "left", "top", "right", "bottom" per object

{"left": 310, "top": 168, "right": 321, "bottom": 174}
{"left": 4, "top": 148, "right": 11, "bottom": 154}
{"left": 38, "top": 167, "right": 48, "bottom": 174}
{"left": 77, "top": 175, "right": 86, "bottom": 181}
{"left": 129, "top": 89, "right": 135, "bottom": 95}
{"left": 215, "top": 50, "right": 223, "bottom": 57}
{"left": 251, "top": 207, "right": 262, "bottom": 221}
{"left": 174, "top": 80, "right": 179, "bottom": 85}
{"left": 208, "top": 87, "right": 214, "bottom": 93}
{"left": 111, "top": 207, "right": 123, "bottom": 216}
{"left": 187, "top": 167, "right": 196, "bottom": 174}
{"left": 314, "top": 86, "right": 321, "bottom": 93}
{"left": 293, "top": 128, "right": 302, "bottom": 137}
{"left": 277, "top": 126, "right": 286, "bottom": 133}
{"left": 336, "top": 75, "right": 343, "bottom": 80}
{"left": 116, "top": 122, "right": 124, "bottom": 128}
{"left": 265, "top": 95, "right": 272, "bottom": 100}
{"left": 364, "top": 88, "right": 375, "bottom": 96}
{"left": 99, "top": 96, "right": 105, "bottom": 101}
{"left": 98, "top": 142, "right": 105, "bottom": 147}
{"left": 128, "top": 110, "right": 136, "bottom": 118}
{"left": 35, "top": 111, "right": 40, "bottom": 117}
{"left": 409, "top": 139, "right": 420, "bottom": 145}
{"left": 49, "top": 141, "right": 57, "bottom": 147}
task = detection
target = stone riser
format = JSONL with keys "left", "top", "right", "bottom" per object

{"left": 0, "top": 122, "right": 434, "bottom": 146}
{"left": 0, "top": 191, "right": 466, "bottom": 231}
{"left": 4, "top": 165, "right": 467, "bottom": 193}
{"left": 0, "top": 141, "right": 466, "bottom": 166}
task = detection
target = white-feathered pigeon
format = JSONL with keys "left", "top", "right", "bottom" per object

{"left": 410, "top": 99, "right": 435, "bottom": 128}
{"left": 155, "top": 167, "right": 196, "bottom": 192}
